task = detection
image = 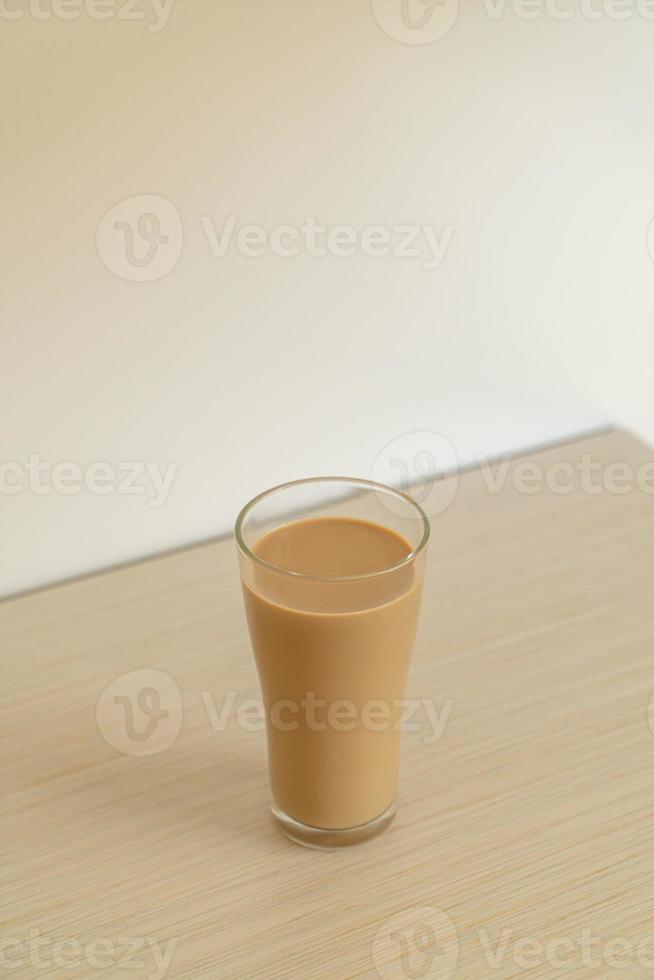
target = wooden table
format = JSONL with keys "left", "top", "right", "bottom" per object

{"left": 3, "top": 431, "right": 654, "bottom": 979}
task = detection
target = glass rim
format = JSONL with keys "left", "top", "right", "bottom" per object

{"left": 234, "top": 476, "right": 430, "bottom": 583}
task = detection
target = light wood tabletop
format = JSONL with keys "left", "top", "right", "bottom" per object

{"left": 3, "top": 430, "right": 654, "bottom": 979}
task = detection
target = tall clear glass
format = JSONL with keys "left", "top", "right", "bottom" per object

{"left": 235, "top": 477, "right": 429, "bottom": 848}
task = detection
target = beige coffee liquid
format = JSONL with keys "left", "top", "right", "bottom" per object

{"left": 241, "top": 517, "right": 423, "bottom": 830}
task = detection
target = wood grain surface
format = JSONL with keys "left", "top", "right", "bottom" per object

{"left": 3, "top": 430, "right": 654, "bottom": 979}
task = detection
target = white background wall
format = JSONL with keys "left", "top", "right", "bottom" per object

{"left": 2, "top": 0, "right": 653, "bottom": 598}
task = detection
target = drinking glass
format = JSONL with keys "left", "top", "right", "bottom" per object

{"left": 235, "top": 477, "right": 429, "bottom": 848}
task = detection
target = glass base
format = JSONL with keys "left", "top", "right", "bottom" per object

{"left": 271, "top": 801, "right": 396, "bottom": 849}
